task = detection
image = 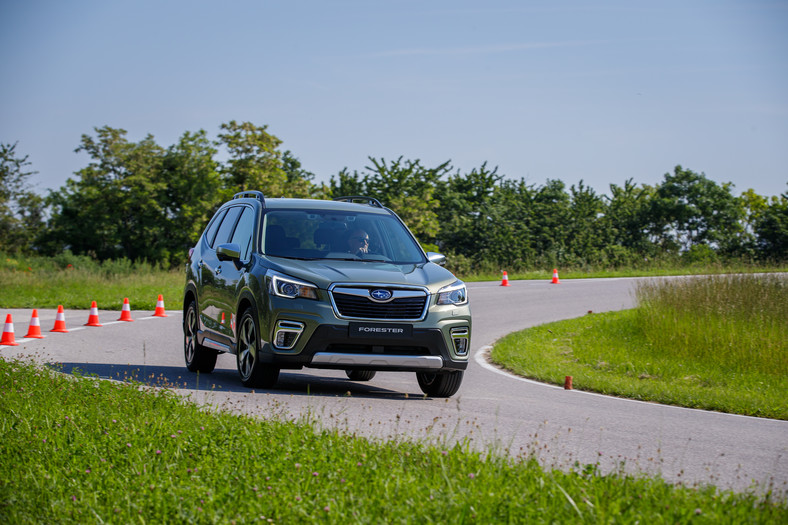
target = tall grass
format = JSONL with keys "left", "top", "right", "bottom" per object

{"left": 491, "top": 274, "right": 788, "bottom": 418}
{"left": 0, "top": 252, "right": 183, "bottom": 310}
{"left": 635, "top": 275, "right": 788, "bottom": 377}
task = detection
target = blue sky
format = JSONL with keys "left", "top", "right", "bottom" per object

{"left": 2, "top": 1, "right": 786, "bottom": 198}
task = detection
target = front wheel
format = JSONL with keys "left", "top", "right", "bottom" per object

{"left": 416, "top": 371, "right": 464, "bottom": 397}
{"left": 184, "top": 300, "right": 217, "bottom": 373}
{"left": 236, "top": 307, "right": 279, "bottom": 389}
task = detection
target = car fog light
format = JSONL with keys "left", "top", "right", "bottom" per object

{"left": 273, "top": 320, "right": 305, "bottom": 350}
{"left": 450, "top": 327, "right": 469, "bottom": 356}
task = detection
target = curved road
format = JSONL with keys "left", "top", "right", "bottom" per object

{"left": 3, "top": 277, "right": 786, "bottom": 495}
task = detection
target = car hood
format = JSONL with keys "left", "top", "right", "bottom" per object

{"left": 264, "top": 257, "right": 458, "bottom": 291}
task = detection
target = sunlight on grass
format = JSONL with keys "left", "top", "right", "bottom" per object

{"left": 492, "top": 274, "right": 788, "bottom": 419}
{"left": 1, "top": 357, "right": 784, "bottom": 523}
{"left": 1, "top": 252, "right": 183, "bottom": 309}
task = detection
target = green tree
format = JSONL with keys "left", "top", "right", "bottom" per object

{"left": 434, "top": 163, "right": 503, "bottom": 262}
{"left": 0, "top": 142, "right": 45, "bottom": 252}
{"left": 602, "top": 179, "right": 656, "bottom": 265}
{"left": 43, "top": 127, "right": 168, "bottom": 260}
{"left": 755, "top": 188, "right": 788, "bottom": 260}
{"left": 282, "top": 150, "right": 327, "bottom": 198}
{"left": 567, "top": 181, "right": 605, "bottom": 264}
{"left": 329, "top": 168, "right": 366, "bottom": 198}
{"left": 650, "top": 166, "right": 742, "bottom": 253}
{"left": 158, "top": 130, "right": 225, "bottom": 260}
{"left": 217, "top": 120, "right": 287, "bottom": 195}
{"left": 363, "top": 157, "right": 450, "bottom": 242}
{"left": 735, "top": 188, "right": 770, "bottom": 257}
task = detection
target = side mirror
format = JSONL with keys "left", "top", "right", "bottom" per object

{"left": 216, "top": 243, "right": 241, "bottom": 262}
{"left": 426, "top": 252, "right": 446, "bottom": 266}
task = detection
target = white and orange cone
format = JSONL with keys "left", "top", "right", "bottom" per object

{"left": 500, "top": 271, "right": 510, "bottom": 287}
{"left": 551, "top": 268, "right": 560, "bottom": 284}
{"left": 117, "top": 297, "right": 134, "bottom": 322}
{"left": 51, "top": 305, "right": 69, "bottom": 333}
{"left": 24, "top": 309, "right": 46, "bottom": 339}
{"left": 153, "top": 294, "right": 168, "bottom": 317}
{"left": 84, "top": 301, "right": 103, "bottom": 327}
{"left": 1, "top": 314, "right": 19, "bottom": 346}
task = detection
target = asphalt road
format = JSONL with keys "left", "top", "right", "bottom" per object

{"left": 3, "top": 277, "right": 786, "bottom": 495}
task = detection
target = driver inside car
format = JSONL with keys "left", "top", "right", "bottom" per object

{"left": 346, "top": 229, "right": 370, "bottom": 255}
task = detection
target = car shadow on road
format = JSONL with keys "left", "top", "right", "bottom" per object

{"left": 50, "top": 362, "right": 429, "bottom": 401}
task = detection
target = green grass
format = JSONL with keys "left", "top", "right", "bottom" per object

{"left": 492, "top": 274, "right": 788, "bottom": 419}
{"left": 0, "top": 253, "right": 183, "bottom": 310}
{"left": 1, "top": 358, "right": 784, "bottom": 523}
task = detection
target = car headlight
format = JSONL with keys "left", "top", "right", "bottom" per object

{"left": 436, "top": 281, "right": 468, "bottom": 306}
{"left": 267, "top": 271, "right": 318, "bottom": 300}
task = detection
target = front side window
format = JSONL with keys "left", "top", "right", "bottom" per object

{"left": 230, "top": 207, "right": 256, "bottom": 260}
{"left": 262, "top": 210, "right": 425, "bottom": 264}
{"left": 212, "top": 206, "right": 243, "bottom": 249}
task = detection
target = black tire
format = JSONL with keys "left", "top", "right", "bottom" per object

{"left": 345, "top": 370, "right": 377, "bottom": 381}
{"left": 184, "top": 300, "right": 217, "bottom": 373}
{"left": 236, "top": 307, "right": 279, "bottom": 389}
{"left": 416, "top": 371, "right": 464, "bottom": 397}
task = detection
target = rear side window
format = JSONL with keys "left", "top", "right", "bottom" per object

{"left": 230, "top": 207, "right": 256, "bottom": 260}
{"left": 211, "top": 207, "right": 243, "bottom": 249}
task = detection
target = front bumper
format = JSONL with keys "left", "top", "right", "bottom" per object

{"left": 259, "top": 324, "right": 469, "bottom": 372}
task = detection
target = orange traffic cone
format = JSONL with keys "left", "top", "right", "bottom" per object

{"left": 117, "top": 297, "right": 134, "bottom": 322}
{"left": 51, "top": 305, "right": 69, "bottom": 333}
{"left": 153, "top": 294, "right": 168, "bottom": 317}
{"left": 1, "top": 314, "right": 19, "bottom": 346}
{"left": 24, "top": 309, "right": 46, "bottom": 339}
{"left": 500, "top": 271, "right": 510, "bottom": 287}
{"left": 551, "top": 268, "right": 560, "bottom": 284}
{"left": 84, "top": 301, "right": 103, "bottom": 327}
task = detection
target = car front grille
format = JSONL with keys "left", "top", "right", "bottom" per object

{"left": 330, "top": 286, "right": 428, "bottom": 321}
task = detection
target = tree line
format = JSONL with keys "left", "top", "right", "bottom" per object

{"left": 1, "top": 122, "right": 786, "bottom": 270}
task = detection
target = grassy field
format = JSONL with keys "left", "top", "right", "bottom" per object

{"left": 1, "top": 357, "right": 784, "bottom": 524}
{"left": 491, "top": 274, "right": 788, "bottom": 419}
{"left": 2, "top": 254, "right": 787, "bottom": 520}
{"left": 0, "top": 253, "right": 183, "bottom": 310}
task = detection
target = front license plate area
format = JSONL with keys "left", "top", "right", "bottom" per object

{"left": 348, "top": 322, "right": 413, "bottom": 339}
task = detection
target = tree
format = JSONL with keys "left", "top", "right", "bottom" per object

{"left": 755, "top": 188, "right": 788, "bottom": 260}
{"left": 0, "top": 142, "right": 45, "bottom": 252}
{"left": 158, "top": 130, "right": 225, "bottom": 260}
{"left": 217, "top": 120, "right": 287, "bottom": 195}
{"left": 43, "top": 127, "right": 168, "bottom": 260}
{"left": 434, "top": 163, "right": 503, "bottom": 261}
{"left": 330, "top": 157, "right": 452, "bottom": 244}
{"left": 567, "top": 180, "right": 605, "bottom": 264}
{"left": 650, "top": 166, "right": 742, "bottom": 253}
{"left": 603, "top": 179, "right": 656, "bottom": 264}
{"left": 282, "top": 150, "right": 327, "bottom": 198}
{"left": 371, "top": 157, "right": 452, "bottom": 242}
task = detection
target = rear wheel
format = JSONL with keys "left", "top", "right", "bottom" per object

{"left": 345, "top": 370, "right": 377, "bottom": 381}
{"left": 237, "top": 307, "right": 279, "bottom": 389}
{"left": 184, "top": 300, "right": 217, "bottom": 373}
{"left": 416, "top": 371, "right": 464, "bottom": 397}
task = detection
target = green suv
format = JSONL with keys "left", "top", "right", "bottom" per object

{"left": 183, "top": 191, "right": 471, "bottom": 397}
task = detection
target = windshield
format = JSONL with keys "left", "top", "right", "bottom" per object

{"left": 261, "top": 209, "right": 426, "bottom": 264}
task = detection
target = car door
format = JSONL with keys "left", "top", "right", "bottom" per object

{"left": 200, "top": 206, "right": 244, "bottom": 339}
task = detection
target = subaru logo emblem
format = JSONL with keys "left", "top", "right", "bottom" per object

{"left": 370, "top": 289, "right": 393, "bottom": 302}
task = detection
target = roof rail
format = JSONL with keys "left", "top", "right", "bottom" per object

{"left": 233, "top": 190, "right": 266, "bottom": 205}
{"left": 333, "top": 196, "right": 384, "bottom": 208}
